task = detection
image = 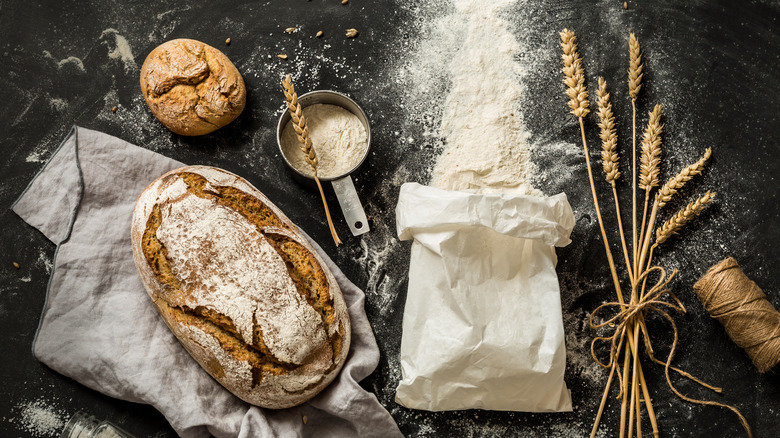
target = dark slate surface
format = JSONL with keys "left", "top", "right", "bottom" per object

{"left": 2, "top": 1, "right": 779, "bottom": 437}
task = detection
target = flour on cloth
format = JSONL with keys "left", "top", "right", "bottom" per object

{"left": 12, "top": 126, "right": 401, "bottom": 438}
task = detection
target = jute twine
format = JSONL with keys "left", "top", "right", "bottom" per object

{"left": 592, "top": 266, "right": 753, "bottom": 437}
{"left": 693, "top": 257, "right": 780, "bottom": 373}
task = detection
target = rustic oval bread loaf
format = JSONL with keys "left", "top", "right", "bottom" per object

{"left": 140, "top": 39, "right": 246, "bottom": 136}
{"left": 131, "top": 166, "right": 350, "bottom": 408}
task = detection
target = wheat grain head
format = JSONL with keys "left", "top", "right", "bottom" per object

{"left": 560, "top": 29, "right": 590, "bottom": 118}
{"left": 597, "top": 77, "right": 620, "bottom": 183}
{"left": 628, "top": 32, "right": 643, "bottom": 100}
{"left": 639, "top": 104, "right": 663, "bottom": 190}
{"left": 657, "top": 148, "right": 713, "bottom": 207}
{"left": 282, "top": 74, "right": 318, "bottom": 170}
{"left": 655, "top": 191, "right": 716, "bottom": 245}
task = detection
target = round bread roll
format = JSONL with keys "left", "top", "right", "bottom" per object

{"left": 131, "top": 166, "right": 351, "bottom": 408}
{"left": 140, "top": 39, "right": 246, "bottom": 136}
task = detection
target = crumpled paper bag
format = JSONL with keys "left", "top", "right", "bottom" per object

{"left": 394, "top": 183, "right": 575, "bottom": 412}
{"left": 12, "top": 126, "right": 402, "bottom": 438}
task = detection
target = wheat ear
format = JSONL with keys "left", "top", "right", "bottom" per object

{"left": 560, "top": 29, "right": 590, "bottom": 118}
{"left": 597, "top": 77, "right": 633, "bottom": 283}
{"left": 628, "top": 33, "right": 643, "bottom": 284}
{"left": 560, "top": 29, "right": 624, "bottom": 302}
{"left": 598, "top": 77, "right": 620, "bottom": 183}
{"left": 281, "top": 74, "right": 342, "bottom": 246}
{"left": 627, "top": 35, "right": 653, "bottom": 438}
{"left": 561, "top": 29, "right": 622, "bottom": 301}
{"left": 655, "top": 191, "right": 716, "bottom": 245}
{"left": 636, "top": 104, "right": 663, "bottom": 274}
{"left": 637, "top": 190, "right": 718, "bottom": 307}
{"left": 562, "top": 30, "right": 645, "bottom": 438}
{"left": 628, "top": 33, "right": 643, "bottom": 100}
{"left": 639, "top": 104, "right": 664, "bottom": 191}
{"left": 657, "top": 148, "right": 712, "bottom": 207}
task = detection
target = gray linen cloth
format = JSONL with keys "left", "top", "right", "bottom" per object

{"left": 12, "top": 126, "right": 402, "bottom": 438}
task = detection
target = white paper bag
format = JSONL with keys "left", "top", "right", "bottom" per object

{"left": 394, "top": 183, "right": 575, "bottom": 412}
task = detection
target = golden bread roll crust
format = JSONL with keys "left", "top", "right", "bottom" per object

{"left": 140, "top": 39, "right": 246, "bottom": 136}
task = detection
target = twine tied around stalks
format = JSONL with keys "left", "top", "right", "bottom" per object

{"left": 590, "top": 266, "right": 752, "bottom": 438}
{"left": 694, "top": 257, "right": 780, "bottom": 373}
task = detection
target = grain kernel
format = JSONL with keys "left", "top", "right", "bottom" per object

{"left": 345, "top": 28, "right": 358, "bottom": 38}
{"left": 225, "top": 37, "right": 231, "bottom": 45}
{"left": 13, "top": 262, "right": 20, "bottom": 269}
{"left": 316, "top": 30, "right": 323, "bottom": 38}
{"left": 277, "top": 54, "right": 288, "bottom": 59}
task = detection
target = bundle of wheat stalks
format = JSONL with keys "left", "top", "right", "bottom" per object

{"left": 559, "top": 29, "right": 751, "bottom": 438}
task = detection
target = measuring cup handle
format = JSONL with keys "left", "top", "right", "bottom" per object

{"left": 331, "top": 176, "right": 370, "bottom": 236}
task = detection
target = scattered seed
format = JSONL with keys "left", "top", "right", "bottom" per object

{"left": 285, "top": 27, "right": 296, "bottom": 33}
{"left": 345, "top": 28, "right": 358, "bottom": 38}
{"left": 277, "top": 54, "right": 288, "bottom": 59}
{"left": 225, "top": 37, "right": 231, "bottom": 45}
{"left": 623, "top": 2, "right": 628, "bottom": 9}
{"left": 13, "top": 262, "right": 20, "bottom": 269}
{"left": 341, "top": 0, "right": 348, "bottom": 4}
{"left": 316, "top": 30, "right": 323, "bottom": 38}
{"left": 111, "top": 106, "right": 117, "bottom": 113}
{"left": 302, "top": 415, "right": 308, "bottom": 424}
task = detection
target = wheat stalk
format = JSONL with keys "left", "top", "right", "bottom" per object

{"left": 597, "top": 77, "right": 633, "bottom": 283}
{"left": 636, "top": 103, "right": 663, "bottom": 298}
{"left": 560, "top": 29, "right": 590, "bottom": 118}
{"left": 560, "top": 30, "right": 651, "bottom": 438}
{"left": 629, "top": 33, "right": 643, "bottom": 286}
{"left": 560, "top": 29, "right": 622, "bottom": 301}
{"left": 282, "top": 78, "right": 318, "bottom": 170}
{"left": 281, "top": 74, "right": 342, "bottom": 246}
{"left": 598, "top": 77, "right": 620, "bottom": 184}
{"left": 657, "top": 148, "right": 712, "bottom": 207}
{"left": 655, "top": 191, "right": 716, "bottom": 245}
{"left": 567, "top": 29, "right": 747, "bottom": 438}
{"left": 628, "top": 33, "right": 643, "bottom": 100}
{"left": 639, "top": 104, "right": 664, "bottom": 190}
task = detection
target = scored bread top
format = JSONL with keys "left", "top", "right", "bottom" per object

{"left": 131, "top": 166, "right": 350, "bottom": 408}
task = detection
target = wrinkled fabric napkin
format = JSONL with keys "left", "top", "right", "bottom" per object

{"left": 12, "top": 126, "right": 402, "bottom": 438}
{"left": 395, "top": 183, "right": 575, "bottom": 412}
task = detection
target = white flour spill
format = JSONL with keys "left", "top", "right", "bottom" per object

{"left": 431, "top": 0, "right": 537, "bottom": 195}
{"left": 49, "top": 98, "right": 68, "bottom": 112}
{"left": 43, "top": 50, "right": 86, "bottom": 72}
{"left": 101, "top": 28, "right": 137, "bottom": 72}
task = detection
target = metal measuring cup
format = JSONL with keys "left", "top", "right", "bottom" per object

{"left": 277, "top": 90, "right": 371, "bottom": 236}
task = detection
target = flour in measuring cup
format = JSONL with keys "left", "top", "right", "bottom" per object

{"left": 281, "top": 104, "right": 368, "bottom": 179}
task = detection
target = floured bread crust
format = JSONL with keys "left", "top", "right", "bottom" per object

{"left": 140, "top": 39, "right": 246, "bottom": 136}
{"left": 131, "top": 166, "right": 350, "bottom": 408}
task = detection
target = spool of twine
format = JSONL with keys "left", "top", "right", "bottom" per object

{"left": 693, "top": 257, "right": 780, "bottom": 373}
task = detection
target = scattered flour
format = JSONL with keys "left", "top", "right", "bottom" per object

{"left": 49, "top": 98, "right": 68, "bottom": 112}
{"left": 100, "top": 28, "right": 137, "bottom": 72}
{"left": 43, "top": 50, "right": 86, "bottom": 72}
{"left": 431, "top": 0, "right": 537, "bottom": 195}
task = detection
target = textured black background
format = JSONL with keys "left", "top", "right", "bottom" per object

{"left": 2, "top": 1, "right": 779, "bottom": 437}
